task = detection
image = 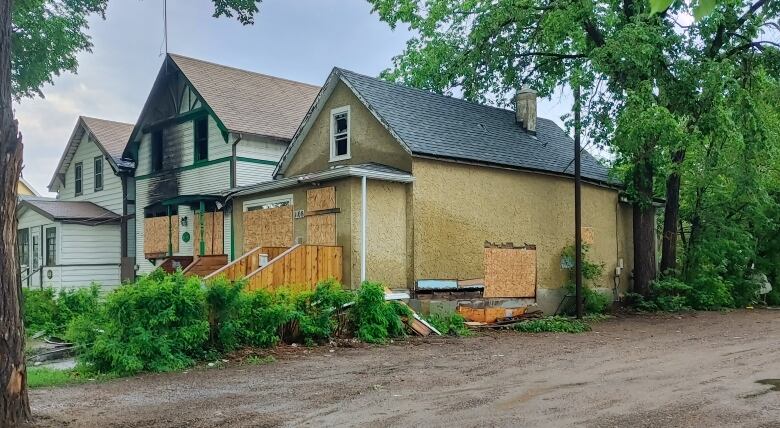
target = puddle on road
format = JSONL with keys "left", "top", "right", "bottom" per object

{"left": 756, "top": 379, "right": 780, "bottom": 392}
{"left": 745, "top": 379, "right": 780, "bottom": 398}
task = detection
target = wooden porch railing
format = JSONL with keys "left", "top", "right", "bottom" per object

{"left": 181, "top": 254, "right": 228, "bottom": 277}
{"left": 158, "top": 256, "right": 194, "bottom": 274}
{"left": 244, "top": 244, "right": 342, "bottom": 293}
{"left": 204, "top": 246, "right": 289, "bottom": 281}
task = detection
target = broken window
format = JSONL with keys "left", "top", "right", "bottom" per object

{"left": 330, "top": 106, "right": 350, "bottom": 161}
{"left": 74, "top": 162, "right": 83, "bottom": 196}
{"left": 194, "top": 117, "right": 208, "bottom": 163}
{"left": 151, "top": 130, "right": 163, "bottom": 172}
{"left": 94, "top": 156, "right": 103, "bottom": 191}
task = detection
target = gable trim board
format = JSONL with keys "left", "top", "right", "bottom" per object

{"left": 49, "top": 116, "right": 135, "bottom": 192}
{"left": 274, "top": 68, "right": 616, "bottom": 189}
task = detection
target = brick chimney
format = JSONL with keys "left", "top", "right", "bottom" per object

{"left": 515, "top": 87, "right": 537, "bottom": 134}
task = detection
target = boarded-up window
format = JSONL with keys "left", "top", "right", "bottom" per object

{"left": 483, "top": 245, "right": 537, "bottom": 298}
{"left": 144, "top": 215, "right": 179, "bottom": 256}
{"left": 243, "top": 206, "right": 293, "bottom": 250}
{"left": 582, "top": 227, "right": 595, "bottom": 246}
{"left": 193, "top": 211, "right": 224, "bottom": 255}
{"left": 306, "top": 187, "right": 336, "bottom": 245}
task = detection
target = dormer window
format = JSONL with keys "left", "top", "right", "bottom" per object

{"left": 330, "top": 106, "right": 350, "bottom": 161}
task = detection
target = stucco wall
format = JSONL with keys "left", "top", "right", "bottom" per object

{"left": 348, "top": 180, "right": 409, "bottom": 290}
{"left": 283, "top": 81, "right": 412, "bottom": 176}
{"left": 411, "top": 158, "right": 632, "bottom": 298}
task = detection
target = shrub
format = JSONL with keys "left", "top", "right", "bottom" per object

{"left": 426, "top": 312, "right": 471, "bottom": 336}
{"left": 292, "top": 279, "right": 353, "bottom": 345}
{"left": 204, "top": 276, "right": 246, "bottom": 351}
{"left": 23, "top": 285, "right": 101, "bottom": 336}
{"left": 514, "top": 316, "right": 591, "bottom": 333}
{"left": 350, "top": 282, "right": 410, "bottom": 343}
{"left": 71, "top": 271, "right": 209, "bottom": 375}
{"left": 560, "top": 244, "right": 609, "bottom": 315}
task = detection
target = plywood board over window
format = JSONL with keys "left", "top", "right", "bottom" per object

{"left": 483, "top": 245, "right": 537, "bottom": 298}
{"left": 306, "top": 187, "right": 336, "bottom": 245}
{"left": 244, "top": 206, "right": 293, "bottom": 250}
{"left": 582, "top": 227, "right": 595, "bottom": 246}
{"left": 193, "top": 211, "right": 224, "bottom": 255}
{"left": 144, "top": 215, "right": 179, "bottom": 256}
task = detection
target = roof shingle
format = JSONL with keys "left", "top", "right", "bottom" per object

{"left": 20, "top": 197, "right": 120, "bottom": 223}
{"left": 170, "top": 54, "right": 320, "bottom": 140}
{"left": 336, "top": 69, "right": 612, "bottom": 184}
{"left": 81, "top": 116, "right": 134, "bottom": 164}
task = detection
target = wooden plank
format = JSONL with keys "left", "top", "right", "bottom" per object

{"left": 483, "top": 247, "right": 537, "bottom": 298}
{"left": 144, "top": 215, "right": 179, "bottom": 255}
{"left": 582, "top": 227, "right": 595, "bottom": 246}
{"left": 243, "top": 206, "right": 293, "bottom": 250}
{"left": 193, "top": 211, "right": 224, "bottom": 256}
{"left": 306, "top": 187, "right": 336, "bottom": 211}
{"left": 307, "top": 213, "right": 336, "bottom": 246}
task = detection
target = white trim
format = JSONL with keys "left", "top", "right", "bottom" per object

{"left": 243, "top": 194, "right": 293, "bottom": 212}
{"left": 329, "top": 105, "right": 351, "bottom": 162}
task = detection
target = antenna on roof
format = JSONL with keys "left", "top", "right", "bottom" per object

{"left": 163, "top": 0, "right": 168, "bottom": 54}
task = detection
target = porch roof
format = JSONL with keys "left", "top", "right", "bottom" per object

{"left": 19, "top": 197, "right": 120, "bottom": 225}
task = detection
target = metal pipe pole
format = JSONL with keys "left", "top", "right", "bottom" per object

{"left": 360, "top": 175, "right": 367, "bottom": 283}
{"left": 574, "top": 83, "right": 583, "bottom": 319}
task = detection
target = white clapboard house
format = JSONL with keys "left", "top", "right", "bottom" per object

{"left": 17, "top": 116, "right": 134, "bottom": 289}
{"left": 123, "top": 53, "right": 319, "bottom": 276}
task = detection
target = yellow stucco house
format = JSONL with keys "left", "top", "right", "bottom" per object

{"left": 17, "top": 176, "right": 39, "bottom": 197}
{"left": 222, "top": 68, "right": 634, "bottom": 314}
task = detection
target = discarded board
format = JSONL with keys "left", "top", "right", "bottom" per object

{"left": 457, "top": 305, "right": 527, "bottom": 324}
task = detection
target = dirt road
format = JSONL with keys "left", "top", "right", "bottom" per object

{"left": 30, "top": 310, "right": 780, "bottom": 427}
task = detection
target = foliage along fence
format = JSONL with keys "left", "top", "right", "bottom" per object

{"left": 244, "top": 245, "right": 342, "bottom": 293}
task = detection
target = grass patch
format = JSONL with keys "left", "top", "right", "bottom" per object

{"left": 425, "top": 312, "right": 471, "bottom": 336}
{"left": 244, "top": 355, "right": 276, "bottom": 366}
{"left": 26, "top": 366, "right": 114, "bottom": 389}
{"left": 513, "top": 316, "right": 591, "bottom": 333}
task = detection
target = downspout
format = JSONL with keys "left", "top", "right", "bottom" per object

{"left": 229, "top": 133, "right": 242, "bottom": 262}
{"left": 360, "top": 175, "right": 367, "bottom": 284}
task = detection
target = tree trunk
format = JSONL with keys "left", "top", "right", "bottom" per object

{"left": 0, "top": 0, "right": 32, "bottom": 425}
{"left": 632, "top": 157, "right": 657, "bottom": 296}
{"left": 660, "top": 149, "right": 685, "bottom": 275}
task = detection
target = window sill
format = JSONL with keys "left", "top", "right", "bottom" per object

{"left": 329, "top": 155, "right": 351, "bottom": 163}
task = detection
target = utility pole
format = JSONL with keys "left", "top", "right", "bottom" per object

{"left": 574, "top": 83, "right": 583, "bottom": 319}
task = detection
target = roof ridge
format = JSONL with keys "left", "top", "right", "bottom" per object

{"left": 80, "top": 116, "right": 134, "bottom": 127}
{"left": 335, "top": 67, "right": 560, "bottom": 121}
{"left": 169, "top": 53, "right": 320, "bottom": 89}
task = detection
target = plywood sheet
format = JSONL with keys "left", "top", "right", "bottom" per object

{"left": 193, "top": 211, "right": 224, "bottom": 256}
{"left": 582, "top": 227, "right": 595, "bottom": 246}
{"left": 483, "top": 247, "right": 537, "bottom": 298}
{"left": 307, "top": 213, "right": 336, "bottom": 245}
{"left": 243, "top": 206, "right": 293, "bottom": 250}
{"left": 307, "top": 187, "right": 336, "bottom": 211}
{"left": 144, "top": 215, "right": 179, "bottom": 255}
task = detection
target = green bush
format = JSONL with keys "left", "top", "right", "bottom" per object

{"left": 350, "top": 282, "right": 410, "bottom": 343}
{"left": 204, "top": 276, "right": 246, "bottom": 351}
{"left": 514, "top": 316, "right": 591, "bottom": 333}
{"left": 560, "top": 244, "right": 609, "bottom": 315}
{"left": 292, "top": 279, "right": 353, "bottom": 345}
{"left": 426, "top": 312, "right": 471, "bottom": 336}
{"left": 23, "top": 285, "right": 101, "bottom": 336}
{"left": 70, "top": 271, "right": 209, "bottom": 375}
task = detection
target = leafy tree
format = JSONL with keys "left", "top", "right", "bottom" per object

{"left": 0, "top": 1, "right": 264, "bottom": 425}
{"left": 366, "top": 0, "right": 780, "bottom": 299}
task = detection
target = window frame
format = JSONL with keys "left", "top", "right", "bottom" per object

{"left": 93, "top": 155, "right": 104, "bottom": 191}
{"left": 329, "top": 106, "right": 351, "bottom": 162}
{"left": 193, "top": 116, "right": 209, "bottom": 163}
{"left": 18, "top": 228, "right": 29, "bottom": 268}
{"left": 151, "top": 130, "right": 164, "bottom": 172}
{"left": 244, "top": 194, "right": 293, "bottom": 212}
{"left": 74, "top": 162, "right": 83, "bottom": 196}
{"left": 45, "top": 227, "right": 56, "bottom": 267}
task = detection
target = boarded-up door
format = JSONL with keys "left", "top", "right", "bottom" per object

{"left": 144, "top": 215, "right": 179, "bottom": 257}
{"left": 193, "top": 211, "right": 224, "bottom": 255}
{"left": 483, "top": 245, "right": 537, "bottom": 298}
{"left": 306, "top": 187, "right": 336, "bottom": 245}
{"left": 243, "top": 205, "right": 293, "bottom": 251}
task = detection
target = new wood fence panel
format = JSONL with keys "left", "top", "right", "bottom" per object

{"left": 246, "top": 245, "right": 342, "bottom": 293}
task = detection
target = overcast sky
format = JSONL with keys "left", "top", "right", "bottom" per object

{"left": 15, "top": 0, "right": 574, "bottom": 196}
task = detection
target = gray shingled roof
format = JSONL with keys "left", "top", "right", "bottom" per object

{"left": 336, "top": 68, "right": 612, "bottom": 184}
{"left": 20, "top": 197, "right": 120, "bottom": 224}
{"left": 170, "top": 54, "right": 321, "bottom": 140}
{"left": 81, "top": 116, "right": 134, "bottom": 165}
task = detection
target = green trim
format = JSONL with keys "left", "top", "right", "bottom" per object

{"left": 167, "top": 205, "right": 173, "bottom": 257}
{"left": 235, "top": 157, "right": 278, "bottom": 166}
{"left": 199, "top": 200, "right": 206, "bottom": 257}
{"left": 135, "top": 156, "right": 231, "bottom": 180}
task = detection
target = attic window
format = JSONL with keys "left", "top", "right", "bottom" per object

{"left": 94, "top": 156, "right": 103, "bottom": 192}
{"left": 194, "top": 117, "right": 208, "bottom": 163}
{"left": 330, "top": 106, "right": 350, "bottom": 162}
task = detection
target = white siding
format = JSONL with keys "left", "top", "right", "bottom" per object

{"left": 235, "top": 137, "right": 286, "bottom": 187}
{"left": 45, "top": 266, "right": 121, "bottom": 290}
{"left": 59, "top": 223, "right": 121, "bottom": 265}
{"left": 223, "top": 208, "right": 232, "bottom": 260}
{"left": 18, "top": 208, "right": 53, "bottom": 230}
{"left": 58, "top": 132, "right": 123, "bottom": 214}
